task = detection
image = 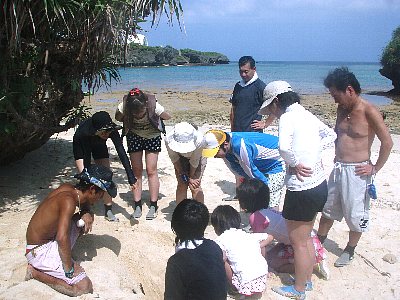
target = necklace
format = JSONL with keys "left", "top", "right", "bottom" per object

{"left": 74, "top": 188, "right": 81, "bottom": 212}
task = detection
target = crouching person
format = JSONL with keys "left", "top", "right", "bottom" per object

{"left": 25, "top": 164, "right": 117, "bottom": 296}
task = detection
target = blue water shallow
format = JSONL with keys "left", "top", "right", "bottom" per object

{"left": 92, "top": 61, "right": 393, "bottom": 105}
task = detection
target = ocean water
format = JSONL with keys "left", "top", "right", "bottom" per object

{"left": 98, "top": 61, "right": 394, "bottom": 104}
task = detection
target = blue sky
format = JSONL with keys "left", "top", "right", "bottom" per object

{"left": 141, "top": 0, "right": 400, "bottom": 62}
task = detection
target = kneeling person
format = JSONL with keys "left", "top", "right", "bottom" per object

{"left": 25, "top": 164, "right": 117, "bottom": 296}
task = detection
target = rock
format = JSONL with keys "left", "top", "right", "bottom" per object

{"left": 113, "top": 44, "right": 229, "bottom": 67}
{"left": 382, "top": 253, "right": 397, "bottom": 264}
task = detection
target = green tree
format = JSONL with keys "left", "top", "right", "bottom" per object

{"left": 380, "top": 26, "right": 400, "bottom": 94}
{"left": 0, "top": 0, "right": 183, "bottom": 164}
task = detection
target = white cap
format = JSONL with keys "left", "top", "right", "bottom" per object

{"left": 258, "top": 81, "right": 292, "bottom": 115}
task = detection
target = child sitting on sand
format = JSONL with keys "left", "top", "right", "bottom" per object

{"left": 211, "top": 205, "right": 270, "bottom": 298}
{"left": 237, "top": 178, "right": 330, "bottom": 282}
{"left": 164, "top": 199, "right": 227, "bottom": 300}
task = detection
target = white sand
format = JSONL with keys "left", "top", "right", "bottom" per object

{"left": 0, "top": 126, "right": 399, "bottom": 299}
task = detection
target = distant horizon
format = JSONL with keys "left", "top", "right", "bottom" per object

{"left": 142, "top": 0, "right": 399, "bottom": 63}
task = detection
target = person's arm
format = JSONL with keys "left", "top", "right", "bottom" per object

{"left": 110, "top": 131, "right": 137, "bottom": 185}
{"left": 155, "top": 102, "right": 172, "bottom": 120}
{"left": 356, "top": 105, "right": 393, "bottom": 175}
{"left": 251, "top": 114, "right": 276, "bottom": 130}
{"left": 73, "top": 133, "right": 92, "bottom": 171}
{"left": 230, "top": 106, "right": 235, "bottom": 132}
{"left": 115, "top": 98, "right": 125, "bottom": 122}
{"left": 56, "top": 196, "right": 76, "bottom": 276}
{"left": 279, "top": 116, "right": 312, "bottom": 181}
{"left": 164, "top": 258, "right": 185, "bottom": 300}
{"left": 236, "top": 139, "right": 270, "bottom": 185}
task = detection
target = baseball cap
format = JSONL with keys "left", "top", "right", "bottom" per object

{"left": 258, "top": 81, "right": 292, "bottom": 115}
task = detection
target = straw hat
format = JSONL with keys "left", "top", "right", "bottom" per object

{"left": 166, "top": 122, "right": 203, "bottom": 153}
{"left": 202, "top": 130, "right": 227, "bottom": 158}
{"left": 258, "top": 81, "right": 292, "bottom": 115}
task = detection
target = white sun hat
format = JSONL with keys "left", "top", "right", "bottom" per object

{"left": 166, "top": 122, "right": 204, "bottom": 153}
{"left": 258, "top": 80, "right": 292, "bottom": 115}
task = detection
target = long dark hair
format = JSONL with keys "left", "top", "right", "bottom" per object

{"left": 124, "top": 88, "right": 148, "bottom": 129}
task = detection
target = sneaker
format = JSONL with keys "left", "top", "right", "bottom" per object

{"left": 105, "top": 210, "right": 119, "bottom": 222}
{"left": 146, "top": 206, "right": 158, "bottom": 220}
{"left": 131, "top": 206, "right": 142, "bottom": 219}
{"left": 288, "top": 275, "right": 313, "bottom": 291}
{"left": 334, "top": 250, "right": 354, "bottom": 267}
{"left": 222, "top": 195, "right": 238, "bottom": 201}
{"left": 315, "top": 259, "right": 330, "bottom": 280}
{"left": 272, "top": 285, "right": 306, "bottom": 300}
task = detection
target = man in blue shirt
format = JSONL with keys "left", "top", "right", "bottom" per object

{"left": 203, "top": 130, "right": 285, "bottom": 209}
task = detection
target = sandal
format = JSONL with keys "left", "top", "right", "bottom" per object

{"left": 272, "top": 285, "right": 306, "bottom": 300}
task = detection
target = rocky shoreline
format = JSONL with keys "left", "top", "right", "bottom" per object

{"left": 84, "top": 88, "right": 400, "bottom": 134}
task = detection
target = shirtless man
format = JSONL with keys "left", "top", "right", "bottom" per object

{"left": 317, "top": 67, "right": 393, "bottom": 267}
{"left": 25, "top": 164, "right": 117, "bottom": 296}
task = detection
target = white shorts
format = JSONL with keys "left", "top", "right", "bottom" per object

{"left": 267, "top": 171, "right": 286, "bottom": 208}
{"left": 322, "top": 161, "right": 372, "bottom": 232}
{"left": 26, "top": 222, "right": 87, "bottom": 285}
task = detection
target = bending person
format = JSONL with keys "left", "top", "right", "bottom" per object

{"left": 203, "top": 130, "right": 286, "bottom": 210}
{"left": 73, "top": 111, "right": 137, "bottom": 222}
{"left": 259, "top": 81, "right": 336, "bottom": 299}
{"left": 25, "top": 165, "right": 117, "bottom": 296}
{"left": 165, "top": 122, "right": 218, "bottom": 204}
{"left": 115, "top": 88, "right": 171, "bottom": 220}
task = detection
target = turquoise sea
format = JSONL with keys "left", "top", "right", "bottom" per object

{"left": 100, "top": 61, "right": 394, "bottom": 105}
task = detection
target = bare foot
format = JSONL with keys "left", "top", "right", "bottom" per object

{"left": 25, "top": 264, "right": 34, "bottom": 281}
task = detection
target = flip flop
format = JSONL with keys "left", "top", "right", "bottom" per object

{"left": 271, "top": 285, "right": 306, "bottom": 300}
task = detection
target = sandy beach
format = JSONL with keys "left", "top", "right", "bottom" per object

{"left": 0, "top": 88, "right": 399, "bottom": 299}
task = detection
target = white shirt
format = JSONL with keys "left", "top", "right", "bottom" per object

{"left": 279, "top": 103, "right": 336, "bottom": 191}
{"left": 238, "top": 72, "right": 259, "bottom": 87}
{"left": 215, "top": 228, "right": 269, "bottom": 284}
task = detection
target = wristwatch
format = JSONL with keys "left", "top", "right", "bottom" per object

{"left": 65, "top": 266, "right": 74, "bottom": 279}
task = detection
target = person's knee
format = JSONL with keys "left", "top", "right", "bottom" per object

{"left": 145, "top": 166, "right": 158, "bottom": 177}
{"left": 72, "top": 278, "right": 93, "bottom": 296}
{"left": 189, "top": 186, "right": 202, "bottom": 194}
{"left": 177, "top": 181, "right": 189, "bottom": 189}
